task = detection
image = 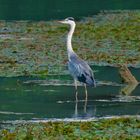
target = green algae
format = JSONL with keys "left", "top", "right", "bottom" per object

{"left": 0, "top": 117, "right": 140, "bottom": 140}
{"left": 0, "top": 10, "right": 140, "bottom": 77}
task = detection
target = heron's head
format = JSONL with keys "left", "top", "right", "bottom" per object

{"left": 58, "top": 17, "right": 75, "bottom": 25}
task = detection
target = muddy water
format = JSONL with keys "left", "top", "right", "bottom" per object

{"left": 0, "top": 66, "right": 140, "bottom": 125}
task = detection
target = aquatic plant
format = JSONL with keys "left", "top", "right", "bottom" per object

{"left": 0, "top": 117, "right": 140, "bottom": 139}
{"left": 0, "top": 10, "right": 140, "bottom": 77}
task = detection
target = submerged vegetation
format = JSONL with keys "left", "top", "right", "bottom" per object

{"left": 0, "top": 10, "right": 140, "bottom": 77}
{"left": 0, "top": 117, "right": 140, "bottom": 139}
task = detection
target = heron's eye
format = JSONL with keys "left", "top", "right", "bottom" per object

{"left": 68, "top": 17, "right": 74, "bottom": 21}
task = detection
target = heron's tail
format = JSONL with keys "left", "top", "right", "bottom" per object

{"left": 86, "top": 77, "right": 96, "bottom": 87}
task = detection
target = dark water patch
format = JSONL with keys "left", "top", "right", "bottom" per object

{"left": 132, "top": 85, "right": 140, "bottom": 95}
{"left": 0, "top": 1, "right": 140, "bottom": 20}
{"left": 130, "top": 67, "right": 140, "bottom": 81}
{"left": 93, "top": 66, "right": 121, "bottom": 83}
{"left": 0, "top": 76, "right": 140, "bottom": 121}
{"left": 0, "top": 66, "right": 139, "bottom": 129}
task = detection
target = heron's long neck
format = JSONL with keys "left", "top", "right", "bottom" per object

{"left": 67, "top": 23, "right": 76, "bottom": 58}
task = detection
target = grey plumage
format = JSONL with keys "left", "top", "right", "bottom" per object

{"left": 68, "top": 52, "right": 96, "bottom": 86}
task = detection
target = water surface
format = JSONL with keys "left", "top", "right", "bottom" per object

{"left": 0, "top": 0, "right": 139, "bottom": 20}
{"left": 0, "top": 66, "right": 140, "bottom": 125}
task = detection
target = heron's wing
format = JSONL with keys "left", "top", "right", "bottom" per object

{"left": 68, "top": 56, "right": 95, "bottom": 85}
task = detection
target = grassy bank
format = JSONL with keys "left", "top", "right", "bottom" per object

{"left": 0, "top": 117, "right": 140, "bottom": 140}
{"left": 0, "top": 10, "right": 140, "bottom": 77}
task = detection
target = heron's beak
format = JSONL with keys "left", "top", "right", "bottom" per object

{"left": 57, "top": 20, "right": 62, "bottom": 23}
{"left": 57, "top": 20, "right": 65, "bottom": 24}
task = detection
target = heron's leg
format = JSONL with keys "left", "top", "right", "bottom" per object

{"left": 84, "top": 84, "right": 88, "bottom": 100}
{"left": 84, "top": 95, "right": 87, "bottom": 113}
{"left": 84, "top": 84, "right": 88, "bottom": 113}
{"left": 74, "top": 79, "right": 78, "bottom": 101}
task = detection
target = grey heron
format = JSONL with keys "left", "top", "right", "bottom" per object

{"left": 59, "top": 17, "right": 96, "bottom": 101}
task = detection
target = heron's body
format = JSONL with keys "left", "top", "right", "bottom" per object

{"left": 68, "top": 52, "right": 95, "bottom": 86}
{"left": 59, "top": 17, "right": 96, "bottom": 100}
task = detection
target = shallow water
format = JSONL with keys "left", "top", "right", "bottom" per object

{"left": 0, "top": 66, "right": 140, "bottom": 127}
